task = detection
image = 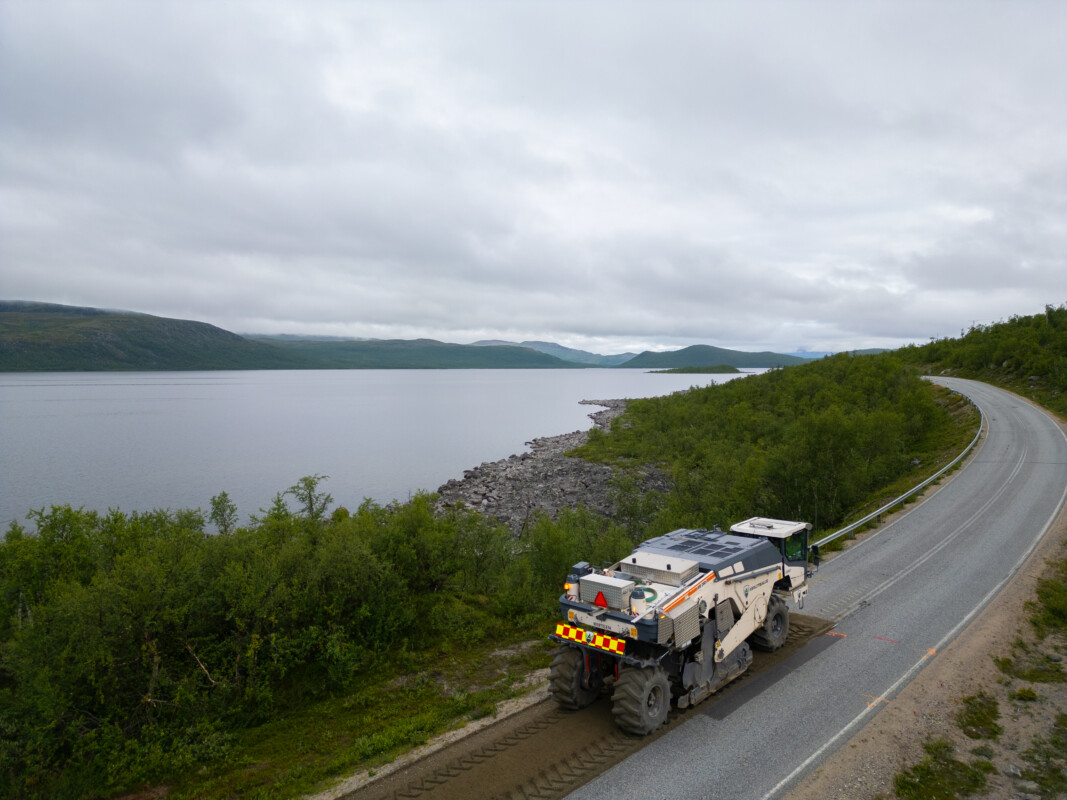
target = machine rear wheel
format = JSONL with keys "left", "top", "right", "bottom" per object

{"left": 549, "top": 647, "right": 603, "bottom": 710}
{"left": 612, "top": 666, "right": 670, "bottom": 735}
{"left": 750, "top": 594, "right": 789, "bottom": 651}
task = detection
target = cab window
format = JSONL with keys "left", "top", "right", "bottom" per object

{"left": 783, "top": 531, "right": 807, "bottom": 562}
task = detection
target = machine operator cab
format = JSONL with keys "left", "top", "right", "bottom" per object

{"left": 729, "top": 517, "right": 813, "bottom": 595}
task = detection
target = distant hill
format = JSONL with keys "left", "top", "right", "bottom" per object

{"left": 472, "top": 339, "right": 811, "bottom": 368}
{"left": 783, "top": 351, "right": 832, "bottom": 360}
{"left": 472, "top": 339, "right": 636, "bottom": 366}
{"left": 0, "top": 302, "right": 580, "bottom": 371}
{"left": 0, "top": 301, "right": 308, "bottom": 371}
{"left": 262, "top": 337, "right": 579, "bottom": 369}
{"left": 1, "top": 301, "right": 820, "bottom": 372}
{"left": 620, "top": 345, "right": 809, "bottom": 369}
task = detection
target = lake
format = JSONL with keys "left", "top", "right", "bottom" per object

{"left": 0, "top": 369, "right": 752, "bottom": 530}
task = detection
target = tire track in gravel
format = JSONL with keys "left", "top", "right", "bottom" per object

{"left": 340, "top": 616, "right": 833, "bottom": 800}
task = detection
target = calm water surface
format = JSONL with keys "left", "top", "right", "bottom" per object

{"left": 0, "top": 369, "right": 751, "bottom": 529}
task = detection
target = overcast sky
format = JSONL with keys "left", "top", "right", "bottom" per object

{"left": 1, "top": 2, "right": 1064, "bottom": 354}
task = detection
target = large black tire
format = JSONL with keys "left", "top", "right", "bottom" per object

{"left": 548, "top": 647, "right": 603, "bottom": 710}
{"left": 750, "top": 594, "right": 789, "bottom": 652}
{"left": 612, "top": 666, "right": 671, "bottom": 735}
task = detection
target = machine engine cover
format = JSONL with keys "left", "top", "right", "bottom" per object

{"left": 620, "top": 551, "right": 698, "bottom": 587}
{"left": 579, "top": 573, "right": 635, "bottom": 610}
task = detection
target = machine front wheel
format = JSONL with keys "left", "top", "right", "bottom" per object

{"left": 750, "top": 594, "right": 790, "bottom": 652}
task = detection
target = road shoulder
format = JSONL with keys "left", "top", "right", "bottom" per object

{"left": 784, "top": 408, "right": 1067, "bottom": 800}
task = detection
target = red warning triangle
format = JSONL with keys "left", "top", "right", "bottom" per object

{"left": 594, "top": 591, "right": 608, "bottom": 608}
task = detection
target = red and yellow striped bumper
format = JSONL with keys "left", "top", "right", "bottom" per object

{"left": 554, "top": 623, "right": 626, "bottom": 656}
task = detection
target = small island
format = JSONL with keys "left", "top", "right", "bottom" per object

{"left": 649, "top": 365, "right": 741, "bottom": 374}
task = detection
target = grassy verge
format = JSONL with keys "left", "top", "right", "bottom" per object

{"left": 886, "top": 536, "right": 1067, "bottom": 799}
{"left": 892, "top": 739, "right": 995, "bottom": 800}
{"left": 1020, "top": 713, "right": 1067, "bottom": 798}
{"left": 160, "top": 631, "right": 556, "bottom": 800}
{"left": 929, "top": 365, "right": 1067, "bottom": 419}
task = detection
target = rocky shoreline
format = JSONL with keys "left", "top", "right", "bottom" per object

{"left": 434, "top": 399, "right": 669, "bottom": 534}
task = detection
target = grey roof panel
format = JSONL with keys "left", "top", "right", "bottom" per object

{"left": 635, "top": 528, "right": 780, "bottom": 575}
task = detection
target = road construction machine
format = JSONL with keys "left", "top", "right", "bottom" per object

{"left": 548, "top": 517, "right": 813, "bottom": 734}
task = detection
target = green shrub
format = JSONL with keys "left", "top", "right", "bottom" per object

{"left": 957, "top": 692, "right": 1002, "bottom": 740}
{"left": 574, "top": 352, "right": 960, "bottom": 532}
{"left": 894, "top": 739, "right": 992, "bottom": 799}
{"left": 1030, "top": 558, "right": 1067, "bottom": 638}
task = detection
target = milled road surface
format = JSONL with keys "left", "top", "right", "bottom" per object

{"left": 339, "top": 617, "right": 831, "bottom": 800}
{"left": 567, "top": 378, "right": 1067, "bottom": 800}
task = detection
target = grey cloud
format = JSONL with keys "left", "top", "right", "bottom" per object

{"left": 2, "top": 1, "right": 1065, "bottom": 353}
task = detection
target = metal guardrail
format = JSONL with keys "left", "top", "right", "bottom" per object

{"left": 811, "top": 390, "right": 984, "bottom": 549}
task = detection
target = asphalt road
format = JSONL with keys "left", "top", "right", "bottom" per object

{"left": 567, "top": 379, "right": 1067, "bottom": 800}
